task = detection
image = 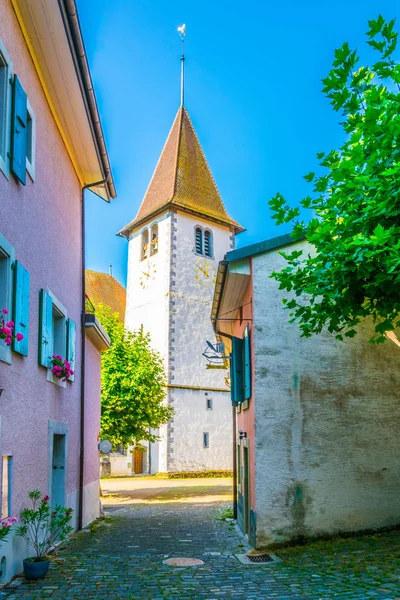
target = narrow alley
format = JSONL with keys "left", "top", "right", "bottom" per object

{"left": 2, "top": 478, "right": 400, "bottom": 600}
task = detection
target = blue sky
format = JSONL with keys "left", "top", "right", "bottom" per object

{"left": 78, "top": 0, "right": 400, "bottom": 287}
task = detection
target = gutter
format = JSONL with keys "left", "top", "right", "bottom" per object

{"left": 211, "top": 261, "right": 229, "bottom": 329}
{"left": 62, "top": 0, "right": 116, "bottom": 200}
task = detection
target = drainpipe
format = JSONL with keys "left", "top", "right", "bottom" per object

{"left": 78, "top": 174, "right": 109, "bottom": 531}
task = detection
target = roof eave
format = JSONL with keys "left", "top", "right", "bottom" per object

{"left": 62, "top": 0, "right": 116, "bottom": 200}
{"left": 118, "top": 202, "right": 245, "bottom": 239}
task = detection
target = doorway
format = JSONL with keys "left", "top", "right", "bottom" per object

{"left": 133, "top": 448, "right": 144, "bottom": 475}
{"left": 243, "top": 444, "right": 250, "bottom": 534}
{"left": 51, "top": 434, "right": 66, "bottom": 510}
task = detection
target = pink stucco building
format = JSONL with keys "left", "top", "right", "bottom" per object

{"left": 0, "top": 0, "right": 115, "bottom": 582}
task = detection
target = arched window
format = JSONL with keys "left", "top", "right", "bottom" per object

{"left": 204, "top": 230, "right": 213, "bottom": 257}
{"left": 150, "top": 224, "right": 158, "bottom": 256}
{"left": 195, "top": 227, "right": 203, "bottom": 254}
{"left": 141, "top": 229, "right": 149, "bottom": 260}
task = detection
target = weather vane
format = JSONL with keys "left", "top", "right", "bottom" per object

{"left": 177, "top": 24, "right": 186, "bottom": 106}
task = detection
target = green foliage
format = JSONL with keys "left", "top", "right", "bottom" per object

{"left": 16, "top": 490, "right": 73, "bottom": 558}
{"left": 268, "top": 16, "right": 400, "bottom": 343}
{"left": 155, "top": 470, "right": 233, "bottom": 479}
{"left": 96, "top": 304, "right": 173, "bottom": 447}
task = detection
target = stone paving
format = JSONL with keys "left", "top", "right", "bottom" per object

{"left": 2, "top": 499, "right": 400, "bottom": 599}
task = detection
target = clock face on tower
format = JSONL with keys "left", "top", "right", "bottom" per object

{"left": 194, "top": 257, "right": 217, "bottom": 289}
{"left": 139, "top": 260, "right": 157, "bottom": 289}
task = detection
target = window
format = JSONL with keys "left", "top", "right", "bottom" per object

{"left": 0, "top": 234, "right": 15, "bottom": 364}
{"left": 150, "top": 224, "right": 158, "bottom": 256}
{"left": 204, "top": 230, "right": 213, "bottom": 257}
{"left": 203, "top": 432, "right": 209, "bottom": 448}
{"left": 1, "top": 457, "right": 12, "bottom": 518}
{"left": 195, "top": 227, "right": 203, "bottom": 254}
{"left": 26, "top": 100, "right": 36, "bottom": 181}
{"left": 206, "top": 395, "right": 213, "bottom": 410}
{"left": 141, "top": 229, "right": 149, "bottom": 260}
{"left": 39, "top": 290, "right": 76, "bottom": 385}
{"left": 0, "top": 38, "right": 12, "bottom": 178}
{"left": 52, "top": 303, "right": 66, "bottom": 359}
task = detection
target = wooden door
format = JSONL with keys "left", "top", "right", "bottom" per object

{"left": 52, "top": 434, "right": 66, "bottom": 510}
{"left": 243, "top": 445, "right": 250, "bottom": 534}
{"left": 133, "top": 449, "right": 143, "bottom": 474}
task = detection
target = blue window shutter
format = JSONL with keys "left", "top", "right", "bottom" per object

{"left": 195, "top": 228, "right": 203, "bottom": 254}
{"left": 11, "top": 75, "right": 27, "bottom": 185}
{"left": 231, "top": 337, "right": 244, "bottom": 405}
{"left": 244, "top": 327, "right": 252, "bottom": 399}
{"left": 39, "top": 289, "right": 53, "bottom": 367}
{"left": 66, "top": 319, "right": 76, "bottom": 382}
{"left": 12, "top": 261, "right": 30, "bottom": 356}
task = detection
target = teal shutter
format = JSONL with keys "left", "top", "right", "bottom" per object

{"left": 244, "top": 327, "right": 252, "bottom": 399}
{"left": 39, "top": 289, "right": 53, "bottom": 367}
{"left": 66, "top": 319, "right": 76, "bottom": 382}
{"left": 231, "top": 337, "right": 244, "bottom": 405}
{"left": 11, "top": 75, "right": 27, "bottom": 185}
{"left": 12, "top": 261, "right": 30, "bottom": 356}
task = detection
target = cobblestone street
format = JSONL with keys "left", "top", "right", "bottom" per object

{"left": 2, "top": 479, "right": 400, "bottom": 600}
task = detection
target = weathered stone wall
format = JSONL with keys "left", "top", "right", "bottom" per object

{"left": 252, "top": 241, "right": 400, "bottom": 547}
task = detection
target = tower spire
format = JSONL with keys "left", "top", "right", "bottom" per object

{"left": 177, "top": 24, "right": 186, "bottom": 106}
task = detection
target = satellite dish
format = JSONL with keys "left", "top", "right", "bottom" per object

{"left": 99, "top": 439, "right": 112, "bottom": 454}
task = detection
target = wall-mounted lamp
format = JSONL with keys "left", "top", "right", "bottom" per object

{"left": 238, "top": 430, "right": 247, "bottom": 440}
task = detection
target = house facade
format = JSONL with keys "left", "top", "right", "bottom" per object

{"left": 0, "top": 0, "right": 114, "bottom": 582}
{"left": 212, "top": 234, "right": 400, "bottom": 548}
{"left": 120, "top": 106, "right": 243, "bottom": 473}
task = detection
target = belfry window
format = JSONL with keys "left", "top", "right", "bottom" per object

{"left": 150, "top": 224, "right": 158, "bottom": 256}
{"left": 195, "top": 227, "right": 203, "bottom": 254}
{"left": 141, "top": 229, "right": 149, "bottom": 260}
{"left": 204, "top": 230, "right": 213, "bottom": 257}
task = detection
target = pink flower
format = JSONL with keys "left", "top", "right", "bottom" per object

{"left": 2, "top": 327, "right": 11, "bottom": 336}
{"left": 5, "top": 321, "right": 14, "bottom": 328}
{"left": 1, "top": 309, "right": 8, "bottom": 315}
{"left": 70, "top": 370, "right": 74, "bottom": 376}
{"left": 15, "top": 333, "right": 23, "bottom": 341}
{"left": 5, "top": 337, "right": 11, "bottom": 347}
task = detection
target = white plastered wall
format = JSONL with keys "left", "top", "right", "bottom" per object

{"left": 252, "top": 241, "right": 400, "bottom": 547}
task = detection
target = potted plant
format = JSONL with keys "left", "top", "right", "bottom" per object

{"left": 0, "top": 516, "right": 18, "bottom": 544}
{"left": 50, "top": 355, "right": 74, "bottom": 381}
{"left": 16, "top": 491, "right": 73, "bottom": 580}
{"left": 0, "top": 308, "right": 24, "bottom": 347}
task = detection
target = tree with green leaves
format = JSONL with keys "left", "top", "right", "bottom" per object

{"left": 269, "top": 16, "right": 400, "bottom": 344}
{"left": 95, "top": 304, "right": 173, "bottom": 447}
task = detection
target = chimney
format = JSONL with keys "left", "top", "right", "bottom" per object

{"left": 109, "top": 264, "right": 113, "bottom": 277}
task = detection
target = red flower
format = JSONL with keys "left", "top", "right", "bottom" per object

{"left": 43, "top": 495, "right": 49, "bottom": 502}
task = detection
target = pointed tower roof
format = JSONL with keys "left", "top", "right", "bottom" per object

{"left": 119, "top": 107, "right": 244, "bottom": 236}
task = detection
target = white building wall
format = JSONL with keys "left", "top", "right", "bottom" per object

{"left": 125, "top": 211, "right": 172, "bottom": 356}
{"left": 168, "top": 388, "right": 232, "bottom": 471}
{"left": 252, "top": 242, "right": 400, "bottom": 547}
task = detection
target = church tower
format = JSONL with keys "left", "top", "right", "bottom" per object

{"left": 119, "top": 100, "right": 243, "bottom": 473}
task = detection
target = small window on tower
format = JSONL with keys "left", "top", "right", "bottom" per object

{"left": 204, "top": 230, "right": 213, "bottom": 257}
{"left": 203, "top": 432, "right": 209, "bottom": 448}
{"left": 195, "top": 227, "right": 203, "bottom": 254}
{"left": 150, "top": 224, "right": 158, "bottom": 256}
{"left": 141, "top": 229, "right": 149, "bottom": 260}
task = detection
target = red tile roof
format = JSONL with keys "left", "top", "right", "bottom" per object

{"left": 85, "top": 270, "right": 126, "bottom": 321}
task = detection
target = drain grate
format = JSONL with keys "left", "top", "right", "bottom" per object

{"left": 247, "top": 553, "right": 273, "bottom": 563}
{"left": 235, "top": 552, "right": 282, "bottom": 566}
